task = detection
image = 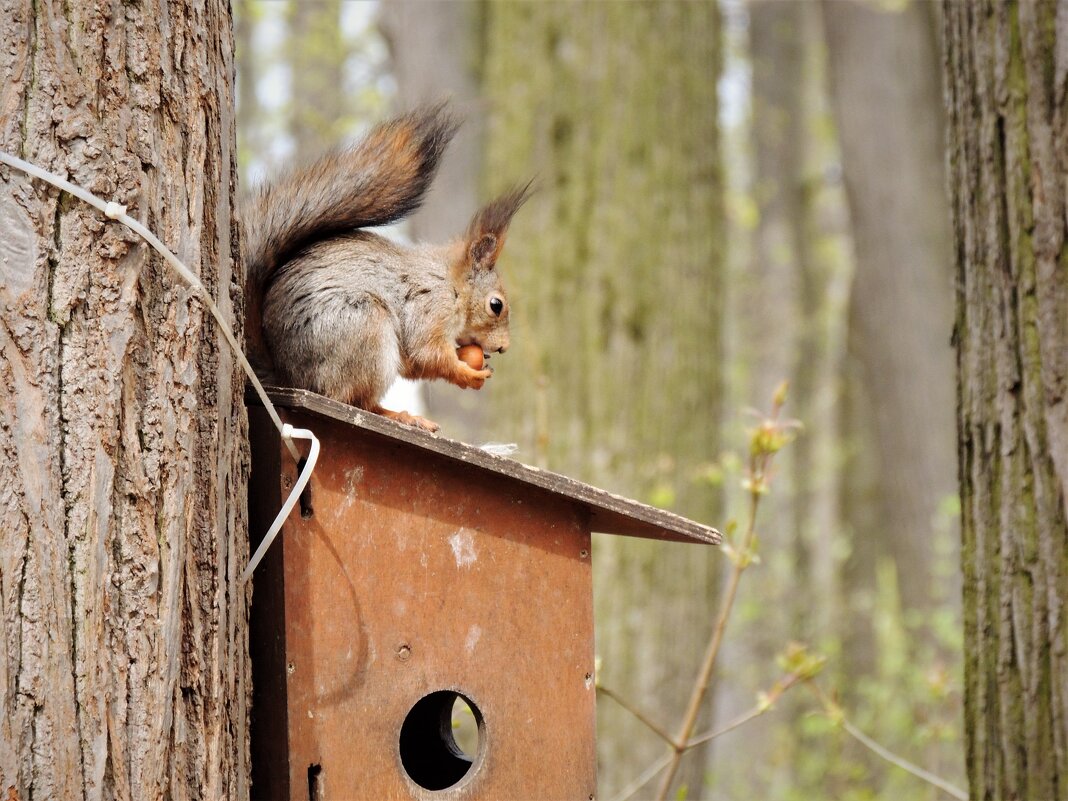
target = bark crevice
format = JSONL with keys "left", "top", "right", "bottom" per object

{"left": 19, "top": 0, "right": 38, "bottom": 157}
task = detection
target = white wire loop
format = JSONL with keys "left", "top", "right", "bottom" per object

{"left": 241, "top": 424, "right": 319, "bottom": 582}
{"left": 0, "top": 148, "right": 314, "bottom": 581}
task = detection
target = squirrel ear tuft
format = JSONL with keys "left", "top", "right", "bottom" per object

{"left": 464, "top": 181, "right": 534, "bottom": 269}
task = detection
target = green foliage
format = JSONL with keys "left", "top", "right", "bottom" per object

{"left": 706, "top": 396, "right": 962, "bottom": 801}
{"left": 777, "top": 642, "right": 826, "bottom": 682}
{"left": 770, "top": 553, "right": 962, "bottom": 801}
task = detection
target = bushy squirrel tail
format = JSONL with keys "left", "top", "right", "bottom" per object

{"left": 242, "top": 103, "right": 459, "bottom": 378}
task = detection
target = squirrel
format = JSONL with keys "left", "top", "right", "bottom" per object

{"left": 242, "top": 104, "right": 530, "bottom": 433}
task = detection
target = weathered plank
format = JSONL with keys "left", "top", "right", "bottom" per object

{"left": 253, "top": 387, "right": 721, "bottom": 546}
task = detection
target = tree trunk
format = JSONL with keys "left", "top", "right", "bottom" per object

{"left": 714, "top": 4, "right": 806, "bottom": 793}
{"left": 712, "top": 2, "right": 847, "bottom": 796}
{"left": 745, "top": 0, "right": 806, "bottom": 409}
{"left": 479, "top": 3, "right": 724, "bottom": 796}
{"left": 0, "top": 2, "right": 248, "bottom": 799}
{"left": 379, "top": 0, "right": 483, "bottom": 243}
{"left": 822, "top": 0, "right": 956, "bottom": 675}
{"left": 944, "top": 2, "right": 1068, "bottom": 798}
{"left": 378, "top": 0, "right": 489, "bottom": 438}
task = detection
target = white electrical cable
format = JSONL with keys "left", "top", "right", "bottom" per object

{"left": 0, "top": 149, "right": 316, "bottom": 581}
{"left": 0, "top": 150, "right": 300, "bottom": 461}
{"left": 241, "top": 424, "right": 319, "bottom": 582}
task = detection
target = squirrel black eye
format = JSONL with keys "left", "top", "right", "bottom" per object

{"left": 489, "top": 296, "right": 504, "bottom": 316}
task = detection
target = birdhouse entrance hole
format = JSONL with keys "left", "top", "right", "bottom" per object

{"left": 399, "top": 690, "right": 484, "bottom": 791}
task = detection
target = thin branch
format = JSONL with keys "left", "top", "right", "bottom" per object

{"left": 685, "top": 672, "right": 803, "bottom": 750}
{"left": 686, "top": 706, "right": 764, "bottom": 751}
{"left": 653, "top": 393, "right": 791, "bottom": 801}
{"left": 597, "top": 685, "right": 677, "bottom": 747}
{"left": 608, "top": 752, "right": 673, "bottom": 801}
{"left": 608, "top": 671, "right": 803, "bottom": 801}
{"left": 806, "top": 682, "right": 967, "bottom": 801}
{"left": 653, "top": 469, "right": 763, "bottom": 799}
{"left": 840, "top": 719, "right": 967, "bottom": 800}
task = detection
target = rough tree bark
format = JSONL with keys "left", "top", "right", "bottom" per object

{"left": 944, "top": 2, "right": 1068, "bottom": 799}
{"left": 479, "top": 3, "right": 724, "bottom": 797}
{"left": 0, "top": 2, "right": 248, "bottom": 799}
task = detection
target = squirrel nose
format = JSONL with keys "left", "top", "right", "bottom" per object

{"left": 497, "top": 344, "right": 508, "bottom": 354}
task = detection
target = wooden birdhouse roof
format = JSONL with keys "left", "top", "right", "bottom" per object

{"left": 260, "top": 388, "right": 721, "bottom": 546}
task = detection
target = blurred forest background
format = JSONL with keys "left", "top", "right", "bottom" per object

{"left": 234, "top": 1, "right": 961, "bottom": 798}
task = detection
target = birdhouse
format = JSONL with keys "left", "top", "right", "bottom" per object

{"left": 247, "top": 389, "right": 720, "bottom": 801}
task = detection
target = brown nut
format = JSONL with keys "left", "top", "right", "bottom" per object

{"left": 456, "top": 344, "right": 485, "bottom": 370}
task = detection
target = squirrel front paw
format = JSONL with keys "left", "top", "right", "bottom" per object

{"left": 454, "top": 362, "right": 493, "bottom": 390}
{"left": 375, "top": 407, "right": 441, "bottom": 433}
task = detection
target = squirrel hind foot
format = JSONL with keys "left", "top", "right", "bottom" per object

{"left": 372, "top": 406, "right": 440, "bottom": 434}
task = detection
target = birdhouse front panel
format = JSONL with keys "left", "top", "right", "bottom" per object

{"left": 249, "top": 407, "right": 598, "bottom": 800}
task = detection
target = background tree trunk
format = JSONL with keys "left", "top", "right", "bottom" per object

{"left": 744, "top": 0, "right": 806, "bottom": 409}
{"left": 478, "top": 3, "right": 724, "bottom": 796}
{"left": 822, "top": 0, "right": 956, "bottom": 692}
{"left": 0, "top": 2, "right": 248, "bottom": 799}
{"left": 944, "top": 2, "right": 1068, "bottom": 798}
{"left": 235, "top": 0, "right": 266, "bottom": 187}
{"left": 379, "top": 1, "right": 482, "bottom": 243}
{"left": 715, "top": 5, "right": 807, "bottom": 793}
{"left": 712, "top": 2, "right": 849, "bottom": 796}
{"left": 378, "top": 0, "right": 488, "bottom": 437}
{"left": 286, "top": 0, "right": 346, "bottom": 155}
